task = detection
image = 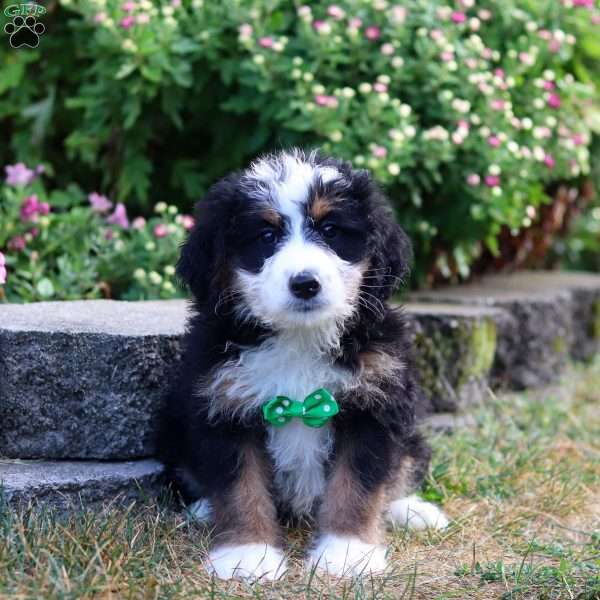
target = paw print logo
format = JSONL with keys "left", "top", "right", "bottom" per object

{"left": 4, "top": 15, "right": 45, "bottom": 48}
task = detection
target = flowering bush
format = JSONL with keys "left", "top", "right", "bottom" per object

{"left": 0, "top": 163, "right": 193, "bottom": 302}
{"left": 1, "top": 0, "right": 599, "bottom": 287}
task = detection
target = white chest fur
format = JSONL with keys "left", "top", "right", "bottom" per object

{"left": 206, "top": 330, "right": 354, "bottom": 516}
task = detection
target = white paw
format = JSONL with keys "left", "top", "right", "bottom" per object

{"left": 307, "top": 534, "right": 387, "bottom": 577}
{"left": 187, "top": 498, "right": 213, "bottom": 524}
{"left": 387, "top": 494, "right": 449, "bottom": 530}
{"left": 206, "top": 543, "right": 287, "bottom": 581}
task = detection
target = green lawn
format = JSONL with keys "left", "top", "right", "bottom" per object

{"left": 1, "top": 361, "right": 599, "bottom": 599}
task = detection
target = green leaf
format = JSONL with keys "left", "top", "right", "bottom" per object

{"left": 115, "top": 63, "right": 137, "bottom": 80}
{"left": 36, "top": 278, "right": 55, "bottom": 298}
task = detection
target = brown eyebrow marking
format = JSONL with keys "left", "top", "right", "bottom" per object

{"left": 260, "top": 206, "right": 283, "bottom": 226}
{"left": 309, "top": 195, "right": 335, "bottom": 221}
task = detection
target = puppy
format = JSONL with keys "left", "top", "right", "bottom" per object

{"left": 157, "top": 149, "right": 448, "bottom": 580}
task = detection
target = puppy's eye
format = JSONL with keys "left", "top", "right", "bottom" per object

{"left": 320, "top": 223, "right": 338, "bottom": 239}
{"left": 260, "top": 229, "right": 278, "bottom": 245}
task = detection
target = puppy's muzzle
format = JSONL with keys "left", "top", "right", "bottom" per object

{"left": 289, "top": 271, "right": 321, "bottom": 300}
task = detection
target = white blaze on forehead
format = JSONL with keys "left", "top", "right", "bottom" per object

{"left": 246, "top": 152, "right": 341, "bottom": 228}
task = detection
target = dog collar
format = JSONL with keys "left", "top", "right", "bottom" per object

{"left": 262, "top": 388, "right": 339, "bottom": 428}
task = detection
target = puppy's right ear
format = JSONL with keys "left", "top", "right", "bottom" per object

{"left": 177, "top": 176, "right": 238, "bottom": 303}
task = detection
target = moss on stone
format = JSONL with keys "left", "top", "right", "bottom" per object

{"left": 461, "top": 318, "right": 497, "bottom": 382}
{"left": 594, "top": 300, "right": 600, "bottom": 340}
{"left": 552, "top": 336, "right": 568, "bottom": 356}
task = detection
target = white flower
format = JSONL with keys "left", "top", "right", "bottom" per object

{"left": 162, "top": 5, "right": 174, "bottom": 17}
{"left": 377, "top": 74, "right": 391, "bottom": 85}
{"left": 121, "top": 39, "right": 137, "bottom": 52}
{"left": 388, "top": 163, "right": 401, "bottom": 175}
{"left": 521, "top": 117, "right": 533, "bottom": 130}
{"left": 134, "top": 268, "right": 146, "bottom": 280}
{"left": 489, "top": 164, "right": 501, "bottom": 175}
{"left": 424, "top": 126, "right": 449, "bottom": 141}
{"left": 492, "top": 187, "right": 502, "bottom": 197}
{"left": 533, "top": 146, "right": 546, "bottom": 161}
{"left": 470, "top": 114, "right": 481, "bottom": 125}
{"left": 447, "top": 61, "right": 458, "bottom": 71}
{"left": 507, "top": 141, "right": 520, "bottom": 154}
{"left": 329, "top": 131, "right": 343, "bottom": 142}
{"left": 359, "top": 82, "right": 372, "bottom": 94}
{"left": 451, "top": 99, "right": 471, "bottom": 113}
{"left": 543, "top": 69, "right": 555, "bottom": 81}
{"left": 533, "top": 98, "right": 545, "bottom": 109}
{"left": 342, "top": 87, "right": 355, "bottom": 98}
{"left": 164, "top": 265, "right": 176, "bottom": 276}
{"left": 149, "top": 271, "right": 162, "bottom": 285}
{"left": 391, "top": 56, "right": 404, "bottom": 68}
{"left": 404, "top": 125, "right": 416, "bottom": 138}
{"left": 399, "top": 104, "right": 412, "bottom": 117}
{"left": 191, "top": 0, "right": 203, "bottom": 7}
{"left": 312, "top": 84, "right": 326, "bottom": 95}
{"left": 545, "top": 116, "right": 557, "bottom": 127}
{"left": 162, "top": 281, "right": 175, "bottom": 292}
{"left": 292, "top": 57, "right": 303, "bottom": 66}
{"left": 291, "top": 69, "right": 302, "bottom": 79}
{"left": 154, "top": 202, "right": 167, "bottom": 214}
{"left": 303, "top": 72, "right": 314, "bottom": 82}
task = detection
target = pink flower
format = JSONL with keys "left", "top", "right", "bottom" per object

{"left": 171, "top": 0, "right": 181, "bottom": 6}
{"left": 452, "top": 131, "right": 465, "bottom": 145}
{"left": 519, "top": 52, "right": 534, "bottom": 65}
{"left": 122, "top": 2, "right": 137, "bottom": 11}
{"left": 348, "top": 17, "right": 362, "bottom": 29}
{"left": 153, "top": 223, "right": 168, "bottom": 238}
{"left": 88, "top": 192, "right": 113, "bottom": 214}
{"left": 485, "top": 175, "right": 500, "bottom": 187}
{"left": 131, "top": 216, "right": 146, "bottom": 230}
{"left": 457, "top": 120, "right": 470, "bottom": 131}
{"left": 315, "top": 94, "right": 338, "bottom": 108}
{"left": 543, "top": 80, "right": 555, "bottom": 90}
{"left": 467, "top": 174, "right": 480, "bottom": 186}
{"left": 573, "top": 133, "right": 585, "bottom": 146}
{"left": 478, "top": 9, "right": 492, "bottom": 20}
{"left": 391, "top": 6, "right": 407, "bottom": 24}
{"left": 430, "top": 29, "right": 444, "bottom": 41}
{"left": 5, "top": 162, "right": 35, "bottom": 186}
{"left": 495, "top": 68, "right": 505, "bottom": 78}
{"left": 259, "top": 37, "right": 273, "bottom": 48}
{"left": 380, "top": 43, "right": 394, "bottom": 55}
{"left": 365, "top": 26, "right": 381, "bottom": 40}
{"left": 491, "top": 99, "right": 505, "bottom": 111}
{"left": 547, "top": 93, "right": 561, "bottom": 108}
{"left": 488, "top": 136, "right": 501, "bottom": 147}
{"left": 8, "top": 236, "right": 26, "bottom": 251}
{"left": 373, "top": 82, "right": 388, "bottom": 93}
{"left": 238, "top": 23, "right": 253, "bottom": 37}
{"left": 313, "top": 20, "right": 327, "bottom": 31}
{"left": 481, "top": 47, "right": 493, "bottom": 59}
{"left": 538, "top": 29, "right": 552, "bottom": 40}
{"left": 372, "top": 145, "right": 387, "bottom": 158}
{"left": 441, "top": 51, "right": 454, "bottom": 62}
{"left": 20, "top": 195, "right": 47, "bottom": 222}
{"left": 120, "top": 15, "right": 135, "bottom": 29}
{"left": 94, "top": 12, "right": 107, "bottom": 23}
{"left": 0, "top": 252, "right": 5, "bottom": 285}
{"left": 106, "top": 203, "right": 129, "bottom": 228}
{"left": 544, "top": 154, "right": 556, "bottom": 168}
{"left": 327, "top": 5, "right": 345, "bottom": 19}
{"left": 548, "top": 40, "right": 561, "bottom": 53}
{"left": 137, "top": 13, "right": 150, "bottom": 24}
{"left": 451, "top": 11, "right": 466, "bottom": 23}
{"left": 465, "top": 58, "right": 478, "bottom": 69}
{"left": 592, "top": 14, "right": 600, "bottom": 25}
{"left": 573, "top": 0, "right": 593, "bottom": 6}
{"left": 179, "top": 215, "right": 195, "bottom": 230}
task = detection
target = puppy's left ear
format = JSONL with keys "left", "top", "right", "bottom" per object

{"left": 367, "top": 190, "right": 413, "bottom": 300}
{"left": 177, "top": 176, "right": 237, "bottom": 305}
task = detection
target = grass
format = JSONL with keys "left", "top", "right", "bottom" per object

{"left": 1, "top": 361, "right": 599, "bottom": 599}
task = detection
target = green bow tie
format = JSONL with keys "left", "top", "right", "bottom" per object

{"left": 262, "top": 388, "right": 339, "bottom": 428}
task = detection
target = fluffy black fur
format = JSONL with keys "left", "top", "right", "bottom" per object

{"left": 156, "top": 151, "right": 430, "bottom": 532}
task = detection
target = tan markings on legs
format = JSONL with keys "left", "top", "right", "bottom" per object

{"left": 212, "top": 445, "right": 281, "bottom": 547}
{"left": 385, "top": 455, "right": 416, "bottom": 503}
{"left": 318, "top": 451, "right": 386, "bottom": 544}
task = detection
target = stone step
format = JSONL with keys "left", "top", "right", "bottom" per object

{"left": 404, "top": 303, "right": 501, "bottom": 413}
{"left": 409, "top": 272, "right": 595, "bottom": 390}
{"left": 1, "top": 299, "right": 498, "bottom": 461}
{"left": 0, "top": 300, "right": 186, "bottom": 460}
{"left": 0, "top": 459, "right": 163, "bottom": 509}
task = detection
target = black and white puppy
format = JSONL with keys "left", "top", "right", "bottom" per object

{"left": 157, "top": 150, "right": 448, "bottom": 580}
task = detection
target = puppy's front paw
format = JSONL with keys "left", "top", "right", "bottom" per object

{"left": 388, "top": 494, "right": 449, "bottom": 530}
{"left": 307, "top": 534, "right": 387, "bottom": 577}
{"left": 206, "top": 543, "right": 287, "bottom": 581}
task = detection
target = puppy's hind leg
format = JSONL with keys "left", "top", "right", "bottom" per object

{"left": 385, "top": 436, "right": 449, "bottom": 531}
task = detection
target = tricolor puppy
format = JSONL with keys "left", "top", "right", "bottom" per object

{"left": 157, "top": 150, "right": 448, "bottom": 581}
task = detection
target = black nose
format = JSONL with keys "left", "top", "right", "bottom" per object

{"left": 289, "top": 271, "right": 321, "bottom": 300}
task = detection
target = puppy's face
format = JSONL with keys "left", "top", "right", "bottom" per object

{"left": 233, "top": 156, "right": 368, "bottom": 329}
{"left": 178, "top": 150, "right": 411, "bottom": 333}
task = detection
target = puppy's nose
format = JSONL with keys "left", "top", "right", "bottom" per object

{"left": 289, "top": 271, "right": 321, "bottom": 300}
